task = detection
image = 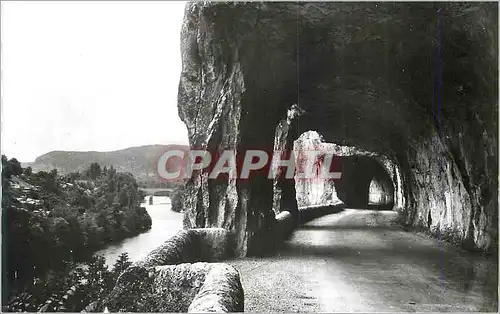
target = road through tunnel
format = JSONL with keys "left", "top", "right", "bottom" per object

{"left": 335, "top": 156, "right": 395, "bottom": 209}
{"left": 178, "top": 2, "right": 497, "bottom": 257}
{"left": 284, "top": 129, "right": 398, "bottom": 211}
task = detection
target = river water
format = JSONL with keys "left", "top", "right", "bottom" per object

{"left": 94, "top": 196, "right": 184, "bottom": 267}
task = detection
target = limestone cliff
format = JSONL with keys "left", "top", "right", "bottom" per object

{"left": 292, "top": 131, "right": 340, "bottom": 208}
{"left": 178, "top": 2, "right": 498, "bottom": 255}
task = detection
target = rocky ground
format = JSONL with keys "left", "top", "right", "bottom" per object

{"left": 229, "top": 209, "right": 498, "bottom": 312}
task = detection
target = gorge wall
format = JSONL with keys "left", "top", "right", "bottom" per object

{"left": 291, "top": 131, "right": 395, "bottom": 209}
{"left": 177, "top": 2, "right": 498, "bottom": 256}
{"left": 292, "top": 131, "right": 340, "bottom": 208}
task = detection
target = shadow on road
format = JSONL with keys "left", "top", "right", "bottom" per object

{"left": 276, "top": 212, "right": 498, "bottom": 311}
{"left": 365, "top": 203, "right": 395, "bottom": 211}
{"left": 298, "top": 224, "right": 399, "bottom": 231}
{"left": 298, "top": 204, "right": 345, "bottom": 224}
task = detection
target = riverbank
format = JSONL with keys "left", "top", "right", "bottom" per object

{"left": 95, "top": 196, "right": 184, "bottom": 267}
{"left": 3, "top": 196, "right": 184, "bottom": 312}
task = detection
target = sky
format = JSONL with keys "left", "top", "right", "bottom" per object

{"left": 1, "top": 1, "right": 189, "bottom": 162}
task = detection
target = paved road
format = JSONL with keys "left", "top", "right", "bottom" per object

{"left": 229, "top": 209, "right": 498, "bottom": 312}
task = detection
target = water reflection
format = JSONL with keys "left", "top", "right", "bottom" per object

{"left": 94, "top": 196, "right": 184, "bottom": 267}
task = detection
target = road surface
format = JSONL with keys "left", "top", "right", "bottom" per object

{"left": 229, "top": 209, "right": 498, "bottom": 312}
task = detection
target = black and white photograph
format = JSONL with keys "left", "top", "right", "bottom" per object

{"left": 1, "top": 1, "right": 498, "bottom": 312}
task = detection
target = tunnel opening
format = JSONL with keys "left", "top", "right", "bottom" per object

{"left": 179, "top": 2, "right": 497, "bottom": 256}
{"left": 272, "top": 122, "right": 402, "bottom": 219}
{"left": 368, "top": 178, "right": 394, "bottom": 206}
{"left": 290, "top": 131, "right": 399, "bottom": 211}
{"left": 329, "top": 153, "right": 396, "bottom": 211}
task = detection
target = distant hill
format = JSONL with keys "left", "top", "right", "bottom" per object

{"left": 22, "top": 144, "right": 189, "bottom": 186}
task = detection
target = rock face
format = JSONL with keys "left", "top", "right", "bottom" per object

{"left": 293, "top": 131, "right": 395, "bottom": 209}
{"left": 103, "top": 263, "right": 244, "bottom": 312}
{"left": 178, "top": 2, "right": 498, "bottom": 255}
{"left": 272, "top": 105, "right": 302, "bottom": 217}
{"left": 369, "top": 179, "right": 392, "bottom": 205}
{"left": 293, "top": 131, "right": 341, "bottom": 208}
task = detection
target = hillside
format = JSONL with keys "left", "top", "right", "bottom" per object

{"left": 1, "top": 157, "right": 153, "bottom": 310}
{"left": 22, "top": 144, "right": 189, "bottom": 186}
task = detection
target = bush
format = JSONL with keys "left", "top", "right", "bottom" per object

{"left": 3, "top": 253, "right": 132, "bottom": 312}
{"left": 170, "top": 184, "right": 186, "bottom": 212}
{"left": 2, "top": 158, "right": 152, "bottom": 306}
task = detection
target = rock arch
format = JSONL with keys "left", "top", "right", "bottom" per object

{"left": 178, "top": 2, "right": 498, "bottom": 256}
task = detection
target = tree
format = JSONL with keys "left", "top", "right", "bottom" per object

{"left": 66, "top": 171, "right": 81, "bottom": 182}
{"left": 50, "top": 168, "right": 58, "bottom": 178}
{"left": 9, "top": 158, "right": 23, "bottom": 176}
{"left": 112, "top": 253, "right": 132, "bottom": 279}
{"left": 83, "top": 255, "right": 113, "bottom": 302}
{"left": 32, "top": 170, "right": 60, "bottom": 195}
{"left": 24, "top": 166, "right": 33, "bottom": 176}
{"left": 107, "top": 165, "right": 116, "bottom": 178}
{"left": 2, "top": 155, "right": 153, "bottom": 310}
{"left": 2, "top": 155, "right": 23, "bottom": 179}
{"left": 88, "top": 163, "right": 102, "bottom": 180}
{"left": 118, "top": 187, "right": 129, "bottom": 207}
{"left": 170, "top": 183, "right": 186, "bottom": 212}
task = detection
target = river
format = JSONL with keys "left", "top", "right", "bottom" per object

{"left": 94, "top": 196, "right": 184, "bottom": 267}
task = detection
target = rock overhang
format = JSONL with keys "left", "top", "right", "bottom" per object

{"left": 178, "top": 1, "right": 498, "bottom": 255}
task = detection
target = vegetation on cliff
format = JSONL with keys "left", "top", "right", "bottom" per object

{"left": 170, "top": 183, "right": 186, "bottom": 213}
{"left": 4, "top": 253, "right": 133, "bottom": 312}
{"left": 1, "top": 156, "right": 152, "bottom": 306}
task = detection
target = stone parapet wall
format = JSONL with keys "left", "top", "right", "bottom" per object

{"left": 97, "top": 228, "right": 242, "bottom": 313}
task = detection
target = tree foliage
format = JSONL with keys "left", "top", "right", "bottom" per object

{"left": 3, "top": 253, "right": 132, "bottom": 312}
{"left": 170, "top": 182, "right": 186, "bottom": 213}
{"left": 1, "top": 155, "right": 151, "bottom": 306}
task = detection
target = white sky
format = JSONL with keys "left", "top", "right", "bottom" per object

{"left": 1, "top": 1, "right": 189, "bottom": 162}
